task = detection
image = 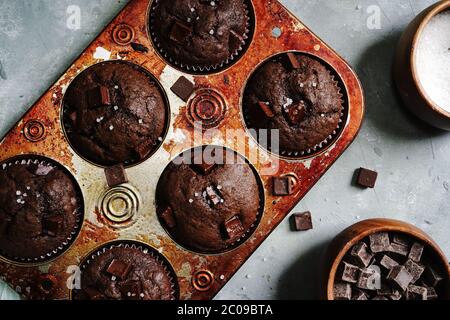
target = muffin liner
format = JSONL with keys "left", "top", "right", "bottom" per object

{"left": 243, "top": 53, "right": 349, "bottom": 159}
{"left": 156, "top": 146, "right": 265, "bottom": 255}
{"left": 0, "top": 156, "right": 84, "bottom": 264}
{"left": 149, "top": 0, "right": 254, "bottom": 74}
{"left": 72, "top": 241, "right": 179, "bottom": 300}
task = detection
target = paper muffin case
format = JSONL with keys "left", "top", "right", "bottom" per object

{"left": 149, "top": 0, "right": 254, "bottom": 74}
{"left": 0, "top": 156, "right": 84, "bottom": 265}
{"left": 242, "top": 52, "right": 348, "bottom": 159}
{"left": 71, "top": 241, "right": 179, "bottom": 300}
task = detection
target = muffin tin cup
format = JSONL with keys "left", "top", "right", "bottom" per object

{"left": 323, "top": 219, "right": 450, "bottom": 300}
{"left": 0, "top": 155, "right": 84, "bottom": 266}
{"left": 0, "top": 0, "right": 364, "bottom": 300}
{"left": 148, "top": 0, "right": 255, "bottom": 74}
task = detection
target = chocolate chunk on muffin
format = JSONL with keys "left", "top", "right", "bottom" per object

{"left": 63, "top": 61, "right": 168, "bottom": 167}
{"left": 75, "top": 243, "right": 176, "bottom": 300}
{"left": 0, "top": 156, "right": 83, "bottom": 262}
{"left": 156, "top": 146, "right": 262, "bottom": 254}
{"left": 243, "top": 53, "right": 345, "bottom": 157}
{"left": 150, "top": 0, "right": 251, "bottom": 71}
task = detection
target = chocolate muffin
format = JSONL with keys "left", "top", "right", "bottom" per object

{"left": 150, "top": 0, "right": 251, "bottom": 71}
{"left": 75, "top": 243, "right": 176, "bottom": 300}
{"left": 243, "top": 52, "right": 345, "bottom": 157}
{"left": 0, "top": 156, "right": 83, "bottom": 263}
{"left": 156, "top": 146, "right": 262, "bottom": 254}
{"left": 63, "top": 61, "right": 168, "bottom": 167}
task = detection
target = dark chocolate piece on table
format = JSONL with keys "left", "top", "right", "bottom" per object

{"left": 171, "top": 76, "right": 195, "bottom": 102}
{"left": 257, "top": 101, "right": 275, "bottom": 118}
{"left": 350, "top": 242, "right": 374, "bottom": 268}
{"left": 406, "top": 285, "right": 428, "bottom": 300}
{"left": 292, "top": 212, "right": 313, "bottom": 232}
{"left": 425, "top": 266, "right": 443, "bottom": 287}
{"left": 87, "top": 86, "right": 111, "bottom": 108}
{"left": 408, "top": 242, "right": 424, "bottom": 262}
{"left": 224, "top": 215, "right": 245, "bottom": 241}
{"left": 42, "top": 215, "right": 63, "bottom": 237}
{"left": 272, "top": 176, "right": 293, "bottom": 196}
{"left": 160, "top": 206, "right": 176, "bottom": 229}
{"left": 387, "top": 265, "right": 413, "bottom": 291}
{"left": 388, "top": 242, "right": 409, "bottom": 257}
{"left": 106, "top": 259, "right": 132, "bottom": 280}
{"left": 341, "top": 262, "right": 360, "bottom": 283}
{"left": 169, "top": 20, "right": 193, "bottom": 45}
{"left": 333, "top": 282, "right": 352, "bottom": 300}
{"left": 380, "top": 255, "right": 399, "bottom": 270}
{"left": 404, "top": 259, "right": 425, "bottom": 284}
{"left": 287, "top": 52, "right": 301, "bottom": 69}
{"left": 105, "top": 164, "right": 128, "bottom": 187}
{"left": 369, "top": 232, "right": 390, "bottom": 253}
{"left": 356, "top": 167, "right": 378, "bottom": 188}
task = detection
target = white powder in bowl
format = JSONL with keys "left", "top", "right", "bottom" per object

{"left": 415, "top": 11, "right": 450, "bottom": 112}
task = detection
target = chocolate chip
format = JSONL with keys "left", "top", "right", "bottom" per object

{"left": 84, "top": 287, "right": 105, "bottom": 300}
{"left": 357, "top": 266, "right": 381, "bottom": 290}
{"left": 272, "top": 177, "right": 293, "bottom": 196}
{"left": 356, "top": 167, "right": 378, "bottom": 188}
{"left": 119, "top": 280, "right": 142, "bottom": 300}
{"left": 171, "top": 76, "right": 195, "bottom": 102}
{"left": 287, "top": 52, "right": 301, "bottom": 69}
{"left": 292, "top": 212, "right": 313, "bottom": 231}
{"left": 388, "top": 242, "right": 409, "bottom": 257}
{"left": 42, "top": 215, "right": 63, "bottom": 237}
{"left": 350, "top": 242, "right": 374, "bottom": 268}
{"left": 106, "top": 259, "right": 132, "bottom": 280}
{"left": 160, "top": 206, "right": 176, "bottom": 229}
{"left": 380, "top": 255, "right": 399, "bottom": 270}
{"left": 224, "top": 215, "right": 244, "bottom": 241}
{"left": 333, "top": 282, "right": 352, "bottom": 300}
{"left": 408, "top": 242, "right": 424, "bottom": 262}
{"left": 406, "top": 285, "right": 427, "bottom": 300}
{"left": 284, "top": 102, "right": 306, "bottom": 125}
{"left": 387, "top": 265, "right": 413, "bottom": 291}
{"left": 130, "top": 42, "right": 149, "bottom": 53}
{"left": 341, "top": 262, "right": 360, "bottom": 283}
{"left": 169, "top": 20, "right": 193, "bottom": 45}
{"left": 104, "top": 164, "right": 128, "bottom": 187}
{"left": 257, "top": 101, "right": 275, "bottom": 118}
{"left": 425, "top": 266, "right": 443, "bottom": 287}
{"left": 404, "top": 259, "right": 425, "bottom": 284}
{"left": 87, "top": 86, "right": 111, "bottom": 108}
{"left": 369, "top": 232, "right": 390, "bottom": 253}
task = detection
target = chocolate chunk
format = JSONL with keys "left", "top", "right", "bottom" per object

{"left": 106, "top": 259, "right": 132, "bottom": 280}
{"left": 224, "top": 216, "right": 244, "bottom": 241}
{"left": 350, "top": 242, "right": 374, "bottom": 268}
{"left": 171, "top": 76, "right": 195, "bottom": 102}
{"left": 408, "top": 242, "right": 424, "bottom": 262}
{"left": 169, "top": 20, "right": 193, "bottom": 45}
{"left": 380, "top": 255, "right": 399, "bottom": 270}
{"left": 372, "top": 296, "right": 388, "bottom": 300}
{"left": 160, "top": 206, "right": 176, "bottom": 229}
{"left": 387, "top": 265, "right": 413, "bottom": 291}
{"left": 406, "top": 285, "right": 428, "bottom": 300}
{"left": 119, "top": 280, "right": 142, "bottom": 300}
{"left": 42, "top": 215, "right": 63, "bottom": 237}
{"left": 257, "top": 101, "right": 275, "bottom": 118}
{"left": 425, "top": 286, "right": 438, "bottom": 300}
{"left": 192, "top": 152, "right": 216, "bottom": 175}
{"left": 425, "top": 266, "right": 443, "bottom": 287}
{"left": 377, "top": 283, "right": 399, "bottom": 297}
{"left": 284, "top": 102, "right": 306, "bottom": 125}
{"left": 341, "top": 262, "right": 360, "bottom": 283}
{"left": 392, "top": 234, "right": 410, "bottom": 247}
{"left": 87, "top": 86, "right": 111, "bottom": 108}
{"left": 352, "top": 288, "right": 369, "bottom": 300}
{"left": 84, "top": 287, "right": 105, "bottom": 300}
{"left": 206, "top": 186, "right": 223, "bottom": 207}
{"left": 369, "top": 232, "right": 390, "bottom": 253}
{"left": 130, "top": 42, "right": 149, "bottom": 53}
{"left": 287, "top": 52, "right": 301, "bottom": 69}
{"left": 356, "top": 167, "right": 378, "bottom": 188}
{"left": 333, "top": 282, "right": 352, "bottom": 300}
{"left": 105, "top": 164, "right": 128, "bottom": 187}
{"left": 388, "top": 242, "right": 409, "bottom": 257}
{"left": 357, "top": 266, "right": 381, "bottom": 290}
{"left": 404, "top": 259, "right": 425, "bottom": 284}
{"left": 272, "top": 177, "right": 293, "bottom": 196}
{"left": 292, "top": 212, "right": 313, "bottom": 231}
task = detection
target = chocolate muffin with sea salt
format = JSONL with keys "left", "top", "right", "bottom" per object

{"left": 243, "top": 53, "right": 344, "bottom": 157}
{"left": 0, "top": 156, "right": 83, "bottom": 262}
{"left": 63, "top": 61, "right": 168, "bottom": 167}
{"left": 75, "top": 243, "right": 176, "bottom": 300}
{"left": 156, "top": 146, "right": 262, "bottom": 254}
{"left": 150, "top": 0, "right": 250, "bottom": 71}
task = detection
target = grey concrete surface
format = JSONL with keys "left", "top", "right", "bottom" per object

{"left": 0, "top": 0, "right": 447, "bottom": 300}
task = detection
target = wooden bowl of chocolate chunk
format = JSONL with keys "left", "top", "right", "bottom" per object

{"left": 324, "top": 219, "right": 450, "bottom": 300}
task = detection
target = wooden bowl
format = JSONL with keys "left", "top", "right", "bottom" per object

{"left": 323, "top": 218, "right": 450, "bottom": 300}
{"left": 394, "top": 0, "right": 450, "bottom": 130}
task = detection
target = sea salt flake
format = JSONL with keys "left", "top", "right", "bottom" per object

{"left": 109, "top": 125, "right": 114, "bottom": 131}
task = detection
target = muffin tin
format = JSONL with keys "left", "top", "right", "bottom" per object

{"left": 0, "top": 0, "right": 364, "bottom": 299}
